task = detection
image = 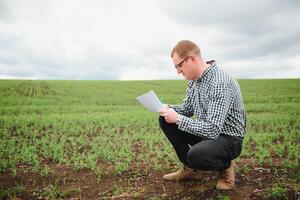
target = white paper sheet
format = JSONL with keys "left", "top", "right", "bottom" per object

{"left": 136, "top": 90, "right": 164, "bottom": 112}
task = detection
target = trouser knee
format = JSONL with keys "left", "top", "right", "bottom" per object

{"left": 187, "top": 148, "right": 202, "bottom": 169}
{"left": 187, "top": 146, "right": 211, "bottom": 170}
{"left": 159, "top": 116, "right": 168, "bottom": 128}
{"left": 159, "top": 116, "right": 177, "bottom": 139}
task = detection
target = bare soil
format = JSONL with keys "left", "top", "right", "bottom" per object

{"left": 1, "top": 158, "right": 299, "bottom": 200}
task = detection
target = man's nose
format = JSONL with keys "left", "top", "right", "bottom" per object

{"left": 177, "top": 69, "right": 182, "bottom": 74}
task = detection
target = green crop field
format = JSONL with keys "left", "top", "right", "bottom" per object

{"left": 0, "top": 79, "right": 299, "bottom": 199}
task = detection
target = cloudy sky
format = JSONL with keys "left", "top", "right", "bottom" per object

{"left": 0, "top": 0, "right": 299, "bottom": 80}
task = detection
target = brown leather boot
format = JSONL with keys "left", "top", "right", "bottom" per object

{"left": 216, "top": 160, "right": 236, "bottom": 190}
{"left": 163, "top": 166, "right": 196, "bottom": 181}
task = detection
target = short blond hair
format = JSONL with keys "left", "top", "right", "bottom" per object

{"left": 171, "top": 40, "right": 201, "bottom": 58}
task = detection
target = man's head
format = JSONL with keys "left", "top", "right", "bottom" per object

{"left": 171, "top": 40, "right": 207, "bottom": 80}
{"left": 171, "top": 40, "right": 201, "bottom": 58}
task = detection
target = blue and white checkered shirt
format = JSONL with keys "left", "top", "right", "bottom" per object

{"left": 171, "top": 60, "right": 246, "bottom": 139}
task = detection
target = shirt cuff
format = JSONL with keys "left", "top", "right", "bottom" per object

{"left": 175, "top": 114, "right": 182, "bottom": 125}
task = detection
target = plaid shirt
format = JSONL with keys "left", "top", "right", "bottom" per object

{"left": 171, "top": 60, "right": 246, "bottom": 139}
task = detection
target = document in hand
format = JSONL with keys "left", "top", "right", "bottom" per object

{"left": 136, "top": 90, "right": 164, "bottom": 112}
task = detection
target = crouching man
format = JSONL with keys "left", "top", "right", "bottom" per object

{"left": 159, "top": 40, "right": 246, "bottom": 190}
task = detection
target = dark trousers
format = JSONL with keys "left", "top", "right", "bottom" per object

{"left": 159, "top": 116, "right": 243, "bottom": 171}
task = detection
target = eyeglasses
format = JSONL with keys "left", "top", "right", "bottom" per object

{"left": 175, "top": 56, "right": 190, "bottom": 70}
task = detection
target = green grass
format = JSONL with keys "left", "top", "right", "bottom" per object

{"left": 0, "top": 184, "right": 26, "bottom": 199}
{"left": 0, "top": 79, "right": 299, "bottom": 180}
{"left": 268, "top": 183, "right": 288, "bottom": 200}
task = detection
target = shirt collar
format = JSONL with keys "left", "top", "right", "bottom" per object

{"left": 197, "top": 60, "right": 216, "bottom": 82}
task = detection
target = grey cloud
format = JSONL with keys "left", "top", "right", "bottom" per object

{"left": 0, "top": 52, "right": 132, "bottom": 80}
{"left": 0, "top": 0, "right": 299, "bottom": 80}
{"left": 158, "top": 0, "right": 300, "bottom": 61}
{"left": 219, "top": 31, "right": 300, "bottom": 61}
{"left": 0, "top": 0, "right": 10, "bottom": 21}
{"left": 158, "top": 0, "right": 300, "bottom": 33}
{"left": 0, "top": 34, "right": 141, "bottom": 80}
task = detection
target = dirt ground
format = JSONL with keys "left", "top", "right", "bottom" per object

{"left": 1, "top": 159, "right": 299, "bottom": 200}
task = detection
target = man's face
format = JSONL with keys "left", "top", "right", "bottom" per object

{"left": 172, "top": 53, "right": 194, "bottom": 80}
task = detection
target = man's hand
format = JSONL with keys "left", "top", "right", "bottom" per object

{"left": 159, "top": 104, "right": 169, "bottom": 114}
{"left": 159, "top": 105, "right": 180, "bottom": 124}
